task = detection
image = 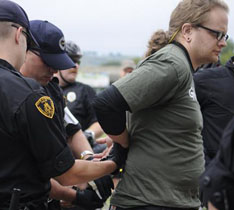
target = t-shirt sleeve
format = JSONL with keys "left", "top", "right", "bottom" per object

{"left": 113, "top": 58, "right": 179, "bottom": 112}
{"left": 15, "top": 92, "right": 75, "bottom": 179}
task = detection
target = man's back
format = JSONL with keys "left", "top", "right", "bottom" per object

{"left": 194, "top": 57, "right": 234, "bottom": 165}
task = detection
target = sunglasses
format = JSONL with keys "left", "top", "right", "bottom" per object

{"left": 69, "top": 56, "right": 81, "bottom": 65}
{"left": 72, "top": 58, "right": 81, "bottom": 65}
{"left": 11, "top": 24, "right": 32, "bottom": 50}
{"left": 196, "top": 24, "right": 229, "bottom": 41}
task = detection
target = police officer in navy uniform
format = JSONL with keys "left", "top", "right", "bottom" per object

{"left": 194, "top": 57, "right": 234, "bottom": 167}
{"left": 0, "top": 1, "right": 125, "bottom": 209}
{"left": 20, "top": 20, "right": 94, "bottom": 162}
{"left": 55, "top": 41, "right": 104, "bottom": 141}
{"left": 55, "top": 41, "right": 106, "bottom": 154}
{"left": 20, "top": 20, "right": 114, "bottom": 210}
{"left": 200, "top": 116, "right": 234, "bottom": 210}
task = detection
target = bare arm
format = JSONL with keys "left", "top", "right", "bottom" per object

{"left": 108, "top": 128, "right": 129, "bottom": 148}
{"left": 54, "top": 160, "right": 116, "bottom": 186}
{"left": 87, "top": 122, "right": 104, "bottom": 139}
{"left": 68, "top": 130, "right": 93, "bottom": 159}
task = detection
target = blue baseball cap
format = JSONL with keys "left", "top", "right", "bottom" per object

{"left": 30, "top": 20, "right": 75, "bottom": 70}
{"left": 0, "top": 0, "right": 38, "bottom": 49}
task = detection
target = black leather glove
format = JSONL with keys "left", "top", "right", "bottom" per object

{"left": 101, "top": 143, "right": 128, "bottom": 175}
{"left": 107, "top": 143, "right": 129, "bottom": 168}
{"left": 72, "top": 188, "right": 104, "bottom": 209}
{"left": 93, "top": 175, "right": 114, "bottom": 201}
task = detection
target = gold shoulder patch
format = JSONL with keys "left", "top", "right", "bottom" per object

{"left": 35, "top": 96, "right": 55, "bottom": 119}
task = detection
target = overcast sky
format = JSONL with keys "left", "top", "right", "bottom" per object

{"left": 15, "top": 0, "right": 234, "bottom": 56}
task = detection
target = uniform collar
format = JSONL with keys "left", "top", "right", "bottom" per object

{"left": 0, "top": 58, "right": 18, "bottom": 72}
{"left": 171, "top": 41, "right": 195, "bottom": 73}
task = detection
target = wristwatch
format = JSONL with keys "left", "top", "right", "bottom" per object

{"left": 80, "top": 150, "right": 94, "bottom": 160}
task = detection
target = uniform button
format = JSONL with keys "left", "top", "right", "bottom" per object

{"left": 213, "top": 192, "right": 222, "bottom": 202}
{"left": 203, "top": 176, "right": 210, "bottom": 186}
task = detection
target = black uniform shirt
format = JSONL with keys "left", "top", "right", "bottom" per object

{"left": 45, "top": 78, "right": 81, "bottom": 137}
{"left": 194, "top": 57, "right": 234, "bottom": 165}
{"left": 0, "top": 59, "right": 74, "bottom": 207}
{"left": 200, "top": 116, "right": 234, "bottom": 210}
{"left": 62, "top": 82, "right": 97, "bottom": 130}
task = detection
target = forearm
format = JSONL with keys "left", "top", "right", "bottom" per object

{"left": 69, "top": 130, "right": 93, "bottom": 159}
{"left": 108, "top": 128, "right": 129, "bottom": 148}
{"left": 55, "top": 160, "right": 116, "bottom": 186}
{"left": 87, "top": 122, "right": 104, "bottom": 139}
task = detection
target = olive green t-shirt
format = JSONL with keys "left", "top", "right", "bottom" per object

{"left": 111, "top": 44, "right": 204, "bottom": 208}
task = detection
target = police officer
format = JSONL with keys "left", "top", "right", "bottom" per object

{"left": 55, "top": 41, "right": 104, "bottom": 140}
{"left": 20, "top": 20, "right": 114, "bottom": 209}
{"left": 194, "top": 57, "right": 234, "bottom": 167}
{"left": 200, "top": 116, "right": 234, "bottom": 210}
{"left": 55, "top": 41, "right": 106, "bottom": 153}
{"left": 20, "top": 20, "right": 94, "bottom": 163}
{"left": 0, "top": 1, "right": 124, "bottom": 209}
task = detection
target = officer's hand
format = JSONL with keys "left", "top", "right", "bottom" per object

{"left": 72, "top": 188, "right": 104, "bottom": 210}
{"left": 93, "top": 175, "right": 114, "bottom": 201}
{"left": 93, "top": 137, "right": 113, "bottom": 160}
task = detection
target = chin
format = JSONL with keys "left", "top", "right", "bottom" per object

{"left": 212, "top": 56, "right": 219, "bottom": 63}
{"left": 40, "top": 80, "right": 49, "bottom": 86}
{"left": 68, "top": 78, "right": 76, "bottom": 83}
{"left": 206, "top": 55, "right": 218, "bottom": 64}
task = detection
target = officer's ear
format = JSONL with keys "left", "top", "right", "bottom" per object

{"left": 14, "top": 26, "right": 24, "bottom": 45}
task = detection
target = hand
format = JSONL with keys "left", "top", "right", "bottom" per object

{"left": 72, "top": 188, "right": 104, "bottom": 209}
{"left": 92, "top": 175, "right": 114, "bottom": 201}
{"left": 208, "top": 202, "right": 219, "bottom": 210}
{"left": 93, "top": 136, "right": 113, "bottom": 160}
{"left": 106, "top": 143, "right": 129, "bottom": 169}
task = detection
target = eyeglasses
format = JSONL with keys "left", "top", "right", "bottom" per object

{"left": 71, "top": 57, "right": 81, "bottom": 65}
{"left": 196, "top": 24, "right": 228, "bottom": 41}
{"left": 11, "top": 24, "right": 32, "bottom": 50}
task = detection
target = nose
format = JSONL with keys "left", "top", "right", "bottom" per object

{"left": 218, "top": 38, "right": 227, "bottom": 48}
{"left": 75, "top": 63, "right": 79, "bottom": 69}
